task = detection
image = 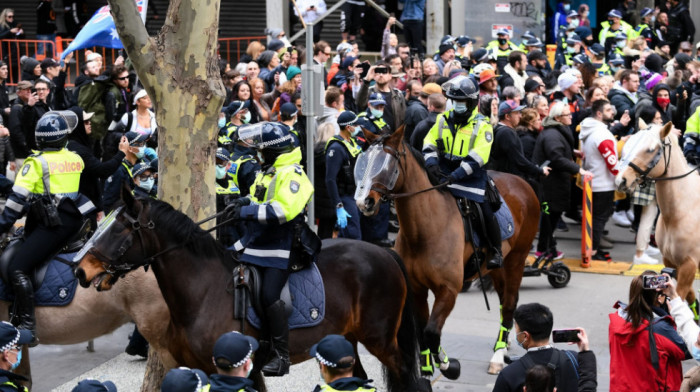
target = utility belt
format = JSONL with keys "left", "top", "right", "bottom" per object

{"left": 338, "top": 165, "right": 356, "bottom": 196}
{"left": 29, "top": 195, "right": 63, "bottom": 228}
{"left": 290, "top": 221, "right": 322, "bottom": 271}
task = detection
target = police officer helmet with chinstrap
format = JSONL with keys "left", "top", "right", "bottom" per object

{"left": 35, "top": 110, "right": 79, "bottom": 150}
{"left": 236, "top": 122, "right": 295, "bottom": 167}
{"left": 444, "top": 76, "right": 479, "bottom": 119}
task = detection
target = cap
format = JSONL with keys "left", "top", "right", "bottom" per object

{"left": 265, "top": 27, "right": 284, "bottom": 38}
{"left": 71, "top": 379, "right": 117, "bottom": 392}
{"left": 498, "top": 100, "right": 526, "bottom": 116}
{"left": 608, "top": 52, "right": 624, "bottom": 65}
{"left": 439, "top": 43, "right": 454, "bottom": 55}
{"left": 133, "top": 89, "right": 148, "bottom": 105}
{"left": 566, "top": 34, "right": 582, "bottom": 46}
{"left": 225, "top": 100, "right": 250, "bottom": 117}
{"left": 456, "top": 35, "right": 475, "bottom": 46}
{"left": 521, "top": 31, "right": 536, "bottom": 41}
{"left": 280, "top": 102, "right": 298, "bottom": 117}
{"left": 213, "top": 331, "right": 259, "bottom": 369}
{"left": 608, "top": 9, "right": 623, "bottom": 19}
{"left": 83, "top": 111, "right": 94, "bottom": 122}
{"left": 131, "top": 163, "right": 153, "bottom": 178}
{"left": 40, "top": 57, "right": 60, "bottom": 71}
{"left": 421, "top": 82, "right": 442, "bottom": 96}
{"left": 496, "top": 28, "right": 510, "bottom": 37}
{"left": 336, "top": 42, "right": 354, "bottom": 56}
{"left": 86, "top": 52, "right": 102, "bottom": 62}
{"left": 589, "top": 43, "right": 605, "bottom": 57}
{"left": 125, "top": 131, "right": 148, "bottom": 146}
{"left": 640, "top": 7, "right": 654, "bottom": 18}
{"left": 16, "top": 80, "right": 33, "bottom": 90}
{"left": 567, "top": 10, "right": 579, "bottom": 19}
{"left": 558, "top": 72, "right": 578, "bottom": 90}
{"left": 161, "top": 367, "right": 209, "bottom": 392}
{"left": 471, "top": 48, "right": 489, "bottom": 63}
{"left": 310, "top": 334, "right": 355, "bottom": 369}
{"left": 574, "top": 26, "right": 593, "bottom": 40}
{"left": 479, "top": 68, "right": 499, "bottom": 85}
{"left": 615, "top": 31, "right": 628, "bottom": 40}
{"left": 340, "top": 56, "right": 356, "bottom": 70}
{"left": 440, "top": 35, "right": 456, "bottom": 45}
{"left": 523, "top": 38, "right": 544, "bottom": 48}
{"left": 267, "top": 39, "right": 285, "bottom": 52}
{"left": 0, "top": 321, "right": 32, "bottom": 352}
{"left": 216, "top": 147, "right": 231, "bottom": 162}
{"left": 527, "top": 50, "right": 547, "bottom": 62}
{"left": 368, "top": 92, "right": 387, "bottom": 106}
{"left": 337, "top": 111, "right": 358, "bottom": 127}
{"left": 573, "top": 53, "right": 590, "bottom": 65}
{"left": 524, "top": 78, "right": 542, "bottom": 93}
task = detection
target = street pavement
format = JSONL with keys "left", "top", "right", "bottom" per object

{"left": 33, "top": 216, "right": 699, "bottom": 391}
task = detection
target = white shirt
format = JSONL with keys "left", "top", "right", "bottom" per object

{"left": 293, "top": 0, "right": 327, "bottom": 24}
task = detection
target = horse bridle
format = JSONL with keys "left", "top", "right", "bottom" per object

{"left": 628, "top": 136, "right": 699, "bottom": 185}
{"left": 369, "top": 137, "right": 449, "bottom": 202}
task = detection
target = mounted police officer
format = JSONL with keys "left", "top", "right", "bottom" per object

{"left": 0, "top": 322, "right": 31, "bottom": 392}
{"left": 210, "top": 331, "right": 258, "bottom": 392}
{"left": 0, "top": 111, "right": 96, "bottom": 344}
{"left": 227, "top": 122, "right": 314, "bottom": 376}
{"left": 326, "top": 111, "right": 363, "bottom": 240}
{"left": 422, "top": 76, "right": 503, "bottom": 269}
{"left": 310, "top": 334, "right": 376, "bottom": 392}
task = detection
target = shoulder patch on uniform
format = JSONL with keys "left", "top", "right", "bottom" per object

{"left": 294, "top": 165, "right": 303, "bottom": 175}
{"left": 328, "top": 150, "right": 334, "bottom": 157}
{"left": 485, "top": 131, "right": 493, "bottom": 142}
{"left": 21, "top": 164, "right": 30, "bottom": 176}
{"left": 290, "top": 181, "right": 300, "bottom": 193}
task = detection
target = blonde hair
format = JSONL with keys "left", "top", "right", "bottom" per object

{"left": 315, "top": 122, "right": 336, "bottom": 146}
{"left": 0, "top": 9, "right": 14, "bottom": 30}
{"left": 246, "top": 41, "right": 264, "bottom": 61}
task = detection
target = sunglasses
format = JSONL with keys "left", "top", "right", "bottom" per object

{"left": 374, "top": 67, "right": 389, "bottom": 74}
{"left": 116, "top": 76, "right": 129, "bottom": 81}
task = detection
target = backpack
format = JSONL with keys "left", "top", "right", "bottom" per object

{"left": 77, "top": 76, "right": 110, "bottom": 140}
{"left": 518, "top": 349, "right": 579, "bottom": 389}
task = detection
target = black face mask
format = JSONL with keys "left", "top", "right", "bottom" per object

{"left": 498, "top": 38, "right": 508, "bottom": 46}
{"left": 584, "top": 38, "right": 595, "bottom": 46}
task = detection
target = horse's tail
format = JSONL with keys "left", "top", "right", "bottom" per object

{"left": 383, "top": 248, "right": 422, "bottom": 392}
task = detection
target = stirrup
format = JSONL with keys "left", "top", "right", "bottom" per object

{"left": 262, "top": 351, "right": 290, "bottom": 376}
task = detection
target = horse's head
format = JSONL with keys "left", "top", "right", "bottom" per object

{"left": 616, "top": 122, "right": 673, "bottom": 193}
{"left": 354, "top": 126, "right": 406, "bottom": 216}
{"left": 74, "top": 185, "right": 154, "bottom": 291}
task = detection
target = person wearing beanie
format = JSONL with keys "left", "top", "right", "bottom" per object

{"left": 257, "top": 50, "right": 280, "bottom": 92}
{"left": 325, "top": 110, "right": 362, "bottom": 239}
{"left": 267, "top": 39, "right": 285, "bottom": 54}
{"left": 644, "top": 53, "right": 664, "bottom": 74}
{"left": 435, "top": 43, "right": 455, "bottom": 76}
{"left": 20, "top": 57, "right": 40, "bottom": 82}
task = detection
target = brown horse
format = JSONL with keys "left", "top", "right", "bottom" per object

{"left": 74, "top": 191, "right": 427, "bottom": 392}
{"left": 355, "top": 127, "right": 540, "bottom": 375}
{"left": 616, "top": 122, "right": 700, "bottom": 306}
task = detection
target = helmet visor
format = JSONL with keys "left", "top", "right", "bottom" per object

{"left": 235, "top": 123, "right": 266, "bottom": 149}
{"left": 73, "top": 206, "right": 123, "bottom": 263}
{"left": 54, "top": 110, "right": 79, "bottom": 132}
{"left": 353, "top": 144, "right": 399, "bottom": 201}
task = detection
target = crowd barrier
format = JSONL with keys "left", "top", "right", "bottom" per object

{"left": 0, "top": 35, "right": 266, "bottom": 88}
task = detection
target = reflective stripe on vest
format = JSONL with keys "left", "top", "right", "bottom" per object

{"left": 320, "top": 385, "right": 376, "bottom": 392}
{"left": 437, "top": 115, "right": 484, "bottom": 159}
{"left": 2, "top": 380, "right": 28, "bottom": 392}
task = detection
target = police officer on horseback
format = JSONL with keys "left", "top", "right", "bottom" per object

{"left": 0, "top": 111, "right": 95, "bottom": 344}
{"left": 422, "top": 76, "right": 503, "bottom": 269}
{"left": 227, "top": 122, "right": 314, "bottom": 376}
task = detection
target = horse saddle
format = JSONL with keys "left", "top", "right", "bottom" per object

{"left": 232, "top": 263, "right": 326, "bottom": 330}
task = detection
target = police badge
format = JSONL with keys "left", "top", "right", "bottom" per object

{"left": 21, "top": 164, "right": 30, "bottom": 176}
{"left": 290, "top": 181, "right": 300, "bottom": 193}
{"left": 485, "top": 131, "right": 493, "bottom": 142}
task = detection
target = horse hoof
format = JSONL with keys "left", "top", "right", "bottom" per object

{"left": 488, "top": 361, "right": 504, "bottom": 375}
{"left": 439, "top": 358, "right": 460, "bottom": 380}
{"left": 416, "top": 377, "right": 433, "bottom": 392}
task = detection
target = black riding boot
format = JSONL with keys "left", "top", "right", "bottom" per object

{"left": 262, "top": 300, "right": 290, "bottom": 376}
{"left": 125, "top": 325, "right": 149, "bottom": 357}
{"left": 11, "top": 271, "right": 37, "bottom": 346}
{"left": 485, "top": 216, "right": 503, "bottom": 269}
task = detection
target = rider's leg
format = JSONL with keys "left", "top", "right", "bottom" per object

{"left": 480, "top": 201, "right": 503, "bottom": 269}
{"left": 261, "top": 266, "right": 291, "bottom": 376}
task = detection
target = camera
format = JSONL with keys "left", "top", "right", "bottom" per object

{"left": 642, "top": 275, "right": 668, "bottom": 290}
{"left": 661, "top": 267, "right": 676, "bottom": 279}
{"left": 552, "top": 329, "right": 580, "bottom": 343}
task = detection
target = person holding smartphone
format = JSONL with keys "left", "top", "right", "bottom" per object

{"left": 493, "top": 302, "right": 597, "bottom": 392}
{"left": 293, "top": 0, "right": 327, "bottom": 42}
{"left": 609, "top": 271, "right": 690, "bottom": 392}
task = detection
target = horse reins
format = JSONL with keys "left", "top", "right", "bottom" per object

{"left": 629, "top": 136, "right": 700, "bottom": 184}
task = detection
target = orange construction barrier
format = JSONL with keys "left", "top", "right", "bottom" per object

{"left": 580, "top": 174, "right": 593, "bottom": 268}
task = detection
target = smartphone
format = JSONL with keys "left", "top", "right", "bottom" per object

{"left": 539, "top": 160, "right": 551, "bottom": 169}
{"left": 30, "top": 88, "right": 36, "bottom": 94}
{"left": 642, "top": 275, "right": 668, "bottom": 290}
{"left": 661, "top": 267, "right": 677, "bottom": 280}
{"left": 552, "top": 329, "right": 580, "bottom": 343}
{"left": 359, "top": 62, "right": 371, "bottom": 79}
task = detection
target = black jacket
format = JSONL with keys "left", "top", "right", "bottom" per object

{"left": 0, "top": 368, "right": 28, "bottom": 392}
{"left": 0, "top": 81, "right": 9, "bottom": 123}
{"left": 488, "top": 123, "right": 542, "bottom": 179}
{"left": 516, "top": 125, "right": 538, "bottom": 162}
{"left": 404, "top": 97, "right": 428, "bottom": 142}
{"left": 7, "top": 98, "right": 30, "bottom": 159}
{"left": 532, "top": 118, "right": 580, "bottom": 212}
{"left": 526, "top": 64, "right": 548, "bottom": 79}
{"left": 410, "top": 111, "right": 439, "bottom": 151}
{"left": 209, "top": 374, "right": 257, "bottom": 392}
{"left": 21, "top": 100, "right": 51, "bottom": 152}
{"left": 667, "top": 2, "right": 695, "bottom": 44}
{"left": 314, "top": 143, "right": 335, "bottom": 220}
{"left": 493, "top": 348, "right": 597, "bottom": 392}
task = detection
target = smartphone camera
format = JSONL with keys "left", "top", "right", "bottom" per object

{"left": 642, "top": 275, "right": 668, "bottom": 290}
{"left": 552, "top": 329, "right": 580, "bottom": 343}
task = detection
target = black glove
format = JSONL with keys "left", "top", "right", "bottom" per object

{"left": 224, "top": 196, "right": 251, "bottom": 220}
{"left": 427, "top": 165, "right": 443, "bottom": 181}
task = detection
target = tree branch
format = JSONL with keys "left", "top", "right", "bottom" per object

{"left": 108, "top": 0, "right": 155, "bottom": 80}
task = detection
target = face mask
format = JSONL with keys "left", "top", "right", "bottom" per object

{"left": 692, "top": 344, "right": 700, "bottom": 361}
{"left": 453, "top": 101, "right": 468, "bottom": 114}
{"left": 584, "top": 38, "right": 595, "bottom": 46}
{"left": 215, "top": 165, "right": 228, "bottom": 180}
{"left": 566, "top": 46, "right": 577, "bottom": 54}
{"left": 515, "top": 332, "right": 526, "bottom": 349}
{"left": 139, "top": 178, "right": 155, "bottom": 192}
{"left": 217, "top": 118, "right": 226, "bottom": 128}
{"left": 10, "top": 350, "right": 21, "bottom": 371}
{"left": 656, "top": 97, "right": 671, "bottom": 109}
{"left": 242, "top": 112, "right": 252, "bottom": 124}
{"left": 563, "top": 4, "right": 570, "bottom": 12}
{"left": 498, "top": 38, "right": 508, "bottom": 46}
{"left": 611, "top": 66, "right": 620, "bottom": 74}
{"left": 256, "top": 151, "right": 265, "bottom": 164}
{"left": 134, "top": 146, "right": 146, "bottom": 159}
{"left": 352, "top": 126, "right": 362, "bottom": 136}
{"left": 370, "top": 108, "right": 384, "bottom": 118}
{"left": 246, "top": 362, "right": 253, "bottom": 378}
{"left": 569, "top": 19, "right": 579, "bottom": 29}
{"left": 616, "top": 40, "right": 626, "bottom": 48}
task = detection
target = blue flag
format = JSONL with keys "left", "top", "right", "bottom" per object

{"left": 60, "top": 0, "right": 148, "bottom": 61}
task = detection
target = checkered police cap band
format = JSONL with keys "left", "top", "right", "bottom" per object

{"left": 0, "top": 322, "right": 21, "bottom": 352}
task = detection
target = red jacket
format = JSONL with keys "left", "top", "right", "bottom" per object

{"left": 609, "top": 309, "right": 690, "bottom": 392}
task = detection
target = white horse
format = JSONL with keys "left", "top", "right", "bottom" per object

{"left": 616, "top": 122, "right": 700, "bottom": 305}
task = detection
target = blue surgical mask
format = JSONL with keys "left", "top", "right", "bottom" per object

{"left": 564, "top": 4, "right": 570, "bottom": 12}
{"left": 139, "top": 178, "right": 155, "bottom": 193}
{"left": 215, "top": 165, "right": 228, "bottom": 180}
{"left": 370, "top": 108, "right": 383, "bottom": 118}
{"left": 10, "top": 349, "right": 21, "bottom": 371}
{"left": 692, "top": 344, "right": 700, "bottom": 361}
{"left": 453, "top": 101, "right": 468, "bottom": 114}
{"left": 616, "top": 40, "right": 626, "bottom": 48}
{"left": 246, "top": 362, "right": 253, "bottom": 378}
{"left": 566, "top": 46, "right": 577, "bottom": 54}
{"left": 218, "top": 118, "right": 226, "bottom": 128}
{"left": 256, "top": 151, "right": 265, "bottom": 164}
{"left": 515, "top": 332, "right": 526, "bottom": 349}
{"left": 242, "top": 112, "right": 252, "bottom": 124}
{"left": 352, "top": 126, "right": 362, "bottom": 136}
{"left": 134, "top": 146, "right": 145, "bottom": 159}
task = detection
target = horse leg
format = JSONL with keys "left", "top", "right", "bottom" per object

{"left": 413, "top": 287, "right": 434, "bottom": 379}
{"left": 350, "top": 339, "right": 368, "bottom": 380}
{"left": 676, "top": 257, "right": 699, "bottom": 320}
{"left": 424, "top": 286, "right": 460, "bottom": 380}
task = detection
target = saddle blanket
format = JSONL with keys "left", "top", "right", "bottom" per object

{"left": 469, "top": 196, "right": 515, "bottom": 247}
{"left": 247, "top": 263, "right": 325, "bottom": 330}
{"left": 0, "top": 254, "right": 78, "bottom": 306}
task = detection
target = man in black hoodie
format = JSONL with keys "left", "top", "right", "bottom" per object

{"left": 411, "top": 92, "right": 445, "bottom": 151}
{"left": 403, "top": 80, "right": 428, "bottom": 142}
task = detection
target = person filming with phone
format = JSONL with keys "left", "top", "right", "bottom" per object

{"left": 609, "top": 270, "right": 691, "bottom": 392}
{"left": 493, "top": 302, "right": 597, "bottom": 392}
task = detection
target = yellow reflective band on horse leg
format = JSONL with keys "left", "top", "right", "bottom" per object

{"left": 499, "top": 304, "right": 503, "bottom": 323}
{"left": 420, "top": 349, "right": 433, "bottom": 373}
{"left": 494, "top": 325, "right": 509, "bottom": 351}
{"left": 691, "top": 299, "right": 699, "bottom": 322}
{"left": 434, "top": 346, "right": 450, "bottom": 371}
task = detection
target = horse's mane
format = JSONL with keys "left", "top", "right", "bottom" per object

{"left": 145, "top": 198, "right": 225, "bottom": 260}
{"left": 405, "top": 142, "right": 450, "bottom": 194}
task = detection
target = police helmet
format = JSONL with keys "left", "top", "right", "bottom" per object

{"left": 236, "top": 122, "right": 294, "bottom": 154}
{"left": 443, "top": 76, "right": 479, "bottom": 101}
{"left": 35, "top": 110, "right": 79, "bottom": 150}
